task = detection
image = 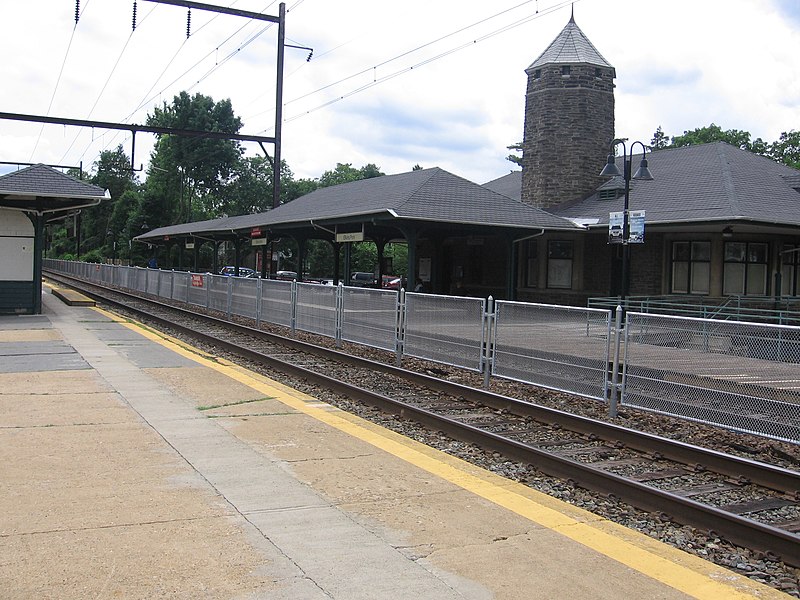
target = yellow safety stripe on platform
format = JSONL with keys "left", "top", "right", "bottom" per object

{"left": 95, "top": 306, "right": 783, "bottom": 600}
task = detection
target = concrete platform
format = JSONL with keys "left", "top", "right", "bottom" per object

{"left": 0, "top": 288, "right": 789, "bottom": 599}
{"left": 49, "top": 285, "right": 95, "bottom": 306}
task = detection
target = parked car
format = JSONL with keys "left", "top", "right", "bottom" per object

{"left": 350, "top": 272, "right": 377, "bottom": 287}
{"left": 275, "top": 270, "right": 298, "bottom": 281}
{"left": 219, "top": 266, "right": 256, "bottom": 278}
{"left": 382, "top": 275, "right": 403, "bottom": 290}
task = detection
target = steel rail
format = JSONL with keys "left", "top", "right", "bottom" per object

{"left": 45, "top": 271, "right": 800, "bottom": 565}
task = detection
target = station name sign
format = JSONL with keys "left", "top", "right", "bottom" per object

{"left": 335, "top": 231, "right": 365, "bottom": 243}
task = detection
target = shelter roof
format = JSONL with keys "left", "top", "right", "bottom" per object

{"left": 0, "top": 163, "right": 108, "bottom": 216}
{"left": 549, "top": 142, "right": 800, "bottom": 228}
{"left": 527, "top": 15, "right": 614, "bottom": 72}
{"left": 136, "top": 167, "right": 580, "bottom": 242}
{"left": 482, "top": 171, "right": 522, "bottom": 200}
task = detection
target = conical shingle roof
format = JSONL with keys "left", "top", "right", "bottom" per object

{"left": 526, "top": 14, "right": 614, "bottom": 73}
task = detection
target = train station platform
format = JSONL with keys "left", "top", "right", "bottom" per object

{"left": 0, "top": 287, "right": 789, "bottom": 599}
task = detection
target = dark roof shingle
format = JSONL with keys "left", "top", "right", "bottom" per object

{"left": 527, "top": 15, "right": 614, "bottom": 72}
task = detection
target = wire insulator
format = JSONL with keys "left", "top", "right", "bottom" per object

{"left": 186, "top": 8, "right": 191, "bottom": 38}
{"left": 75, "top": 0, "right": 80, "bottom": 23}
{"left": 132, "top": 1, "right": 137, "bottom": 30}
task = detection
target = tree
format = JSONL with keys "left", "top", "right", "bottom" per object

{"left": 769, "top": 130, "right": 800, "bottom": 170}
{"left": 90, "top": 146, "right": 139, "bottom": 259}
{"left": 224, "top": 155, "right": 275, "bottom": 216}
{"left": 670, "top": 123, "right": 767, "bottom": 155}
{"left": 318, "top": 163, "right": 384, "bottom": 188}
{"left": 146, "top": 92, "right": 244, "bottom": 223}
{"left": 283, "top": 176, "right": 318, "bottom": 202}
{"left": 650, "top": 126, "right": 670, "bottom": 150}
{"left": 505, "top": 142, "right": 523, "bottom": 167}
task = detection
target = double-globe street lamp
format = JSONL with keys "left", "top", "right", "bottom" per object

{"left": 599, "top": 139, "right": 654, "bottom": 307}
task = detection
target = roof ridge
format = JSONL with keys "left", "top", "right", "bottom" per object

{"left": 396, "top": 167, "right": 443, "bottom": 210}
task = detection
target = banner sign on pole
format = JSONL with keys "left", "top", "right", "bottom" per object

{"left": 629, "top": 210, "right": 645, "bottom": 244}
{"left": 608, "top": 212, "right": 623, "bottom": 244}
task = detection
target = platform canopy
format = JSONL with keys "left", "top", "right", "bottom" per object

{"left": 136, "top": 166, "right": 579, "bottom": 244}
{"left": 0, "top": 163, "right": 109, "bottom": 219}
{"left": 0, "top": 164, "right": 108, "bottom": 314}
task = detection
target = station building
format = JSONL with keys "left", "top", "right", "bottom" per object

{"left": 130, "top": 15, "right": 800, "bottom": 306}
{"left": 0, "top": 164, "right": 108, "bottom": 314}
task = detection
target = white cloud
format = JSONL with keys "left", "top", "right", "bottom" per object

{"left": 1, "top": 0, "right": 798, "bottom": 184}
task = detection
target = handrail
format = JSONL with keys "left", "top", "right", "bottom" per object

{"left": 588, "top": 295, "right": 800, "bottom": 326}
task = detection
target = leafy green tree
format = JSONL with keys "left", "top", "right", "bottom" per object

{"left": 670, "top": 123, "right": 767, "bottom": 154}
{"left": 90, "top": 146, "right": 139, "bottom": 259}
{"left": 769, "top": 130, "right": 800, "bottom": 170}
{"left": 318, "top": 163, "right": 384, "bottom": 188}
{"left": 505, "top": 142, "right": 523, "bottom": 167}
{"left": 650, "top": 126, "right": 670, "bottom": 150}
{"left": 284, "top": 176, "right": 318, "bottom": 202}
{"left": 224, "top": 155, "right": 275, "bottom": 216}
{"left": 146, "top": 92, "right": 243, "bottom": 223}
{"left": 651, "top": 123, "right": 799, "bottom": 171}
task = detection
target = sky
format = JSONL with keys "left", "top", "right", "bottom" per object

{"left": 1, "top": 0, "right": 798, "bottom": 186}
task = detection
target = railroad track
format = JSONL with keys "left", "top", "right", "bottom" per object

{"left": 45, "top": 271, "right": 800, "bottom": 567}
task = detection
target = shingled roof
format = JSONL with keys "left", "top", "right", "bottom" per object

{"left": 548, "top": 142, "right": 800, "bottom": 227}
{"left": 483, "top": 171, "right": 522, "bottom": 200}
{"left": 526, "top": 14, "right": 614, "bottom": 72}
{"left": 0, "top": 163, "right": 108, "bottom": 215}
{"left": 137, "top": 167, "right": 579, "bottom": 242}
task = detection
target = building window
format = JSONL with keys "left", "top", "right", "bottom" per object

{"left": 533, "top": 69, "right": 541, "bottom": 80}
{"left": 525, "top": 240, "right": 538, "bottom": 288}
{"left": 671, "top": 241, "right": 710, "bottom": 294}
{"left": 594, "top": 67, "right": 601, "bottom": 78}
{"left": 561, "top": 65, "right": 571, "bottom": 76}
{"left": 781, "top": 244, "right": 800, "bottom": 296}
{"left": 723, "top": 242, "right": 768, "bottom": 295}
{"left": 547, "top": 240, "right": 573, "bottom": 289}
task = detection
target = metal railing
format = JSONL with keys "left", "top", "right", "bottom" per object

{"left": 589, "top": 295, "right": 800, "bottom": 326}
{"left": 45, "top": 259, "right": 800, "bottom": 444}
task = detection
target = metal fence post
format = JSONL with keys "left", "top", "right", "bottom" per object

{"left": 290, "top": 280, "right": 297, "bottom": 332}
{"left": 256, "top": 277, "right": 263, "bottom": 328}
{"left": 335, "top": 283, "right": 343, "bottom": 348}
{"left": 483, "top": 296, "right": 494, "bottom": 389}
{"left": 396, "top": 288, "right": 405, "bottom": 367}
{"left": 226, "top": 276, "right": 233, "bottom": 318}
{"left": 608, "top": 305, "right": 624, "bottom": 418}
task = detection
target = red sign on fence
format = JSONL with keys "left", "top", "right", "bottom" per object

{"left": 191, "top": 274, "right": 204, "bottom": 287}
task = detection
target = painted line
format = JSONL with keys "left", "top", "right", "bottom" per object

{"left": 93, "top": 307, "right": 785, "bottom": 600}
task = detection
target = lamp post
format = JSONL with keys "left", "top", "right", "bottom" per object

{"left": 599, "top": 139, "right": 654, "bottom": 307}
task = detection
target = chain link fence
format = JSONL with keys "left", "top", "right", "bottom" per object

{"left": 493, "top": 301, "right": 612, "bottom": 400}
{"left": 43, "top": 260, "right": 800, "bottom": 444}
{"left": 623, "top": 312, "right": 800, "bottom": 443}
{"left": 403, "top": 292, "right": 486, "bottom": 371}
{"left": 295, "top": 282, "right": 338, "bottom": 338}
{"left": 341, "top": 286, "right": 400, "bottom": 352}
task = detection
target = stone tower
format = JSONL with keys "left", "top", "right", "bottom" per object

{"left": 521, "top": 14, "right": 615, "bottom": 209}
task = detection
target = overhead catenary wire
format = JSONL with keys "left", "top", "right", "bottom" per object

{"left": 80, "top": 1, "right": 271, "bottom": 167}
{"left": 53, "top": 0, "right": 567, "bottom": 172}
{"left": 257, "top": 0, "right": 577, "bottom": 131}
{"left": 28, "top": 0, "right": 93, "bottom": 161}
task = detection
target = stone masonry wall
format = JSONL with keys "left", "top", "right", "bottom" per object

{"left": 522, "top": 64, "right": 615, "bottom": 209}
